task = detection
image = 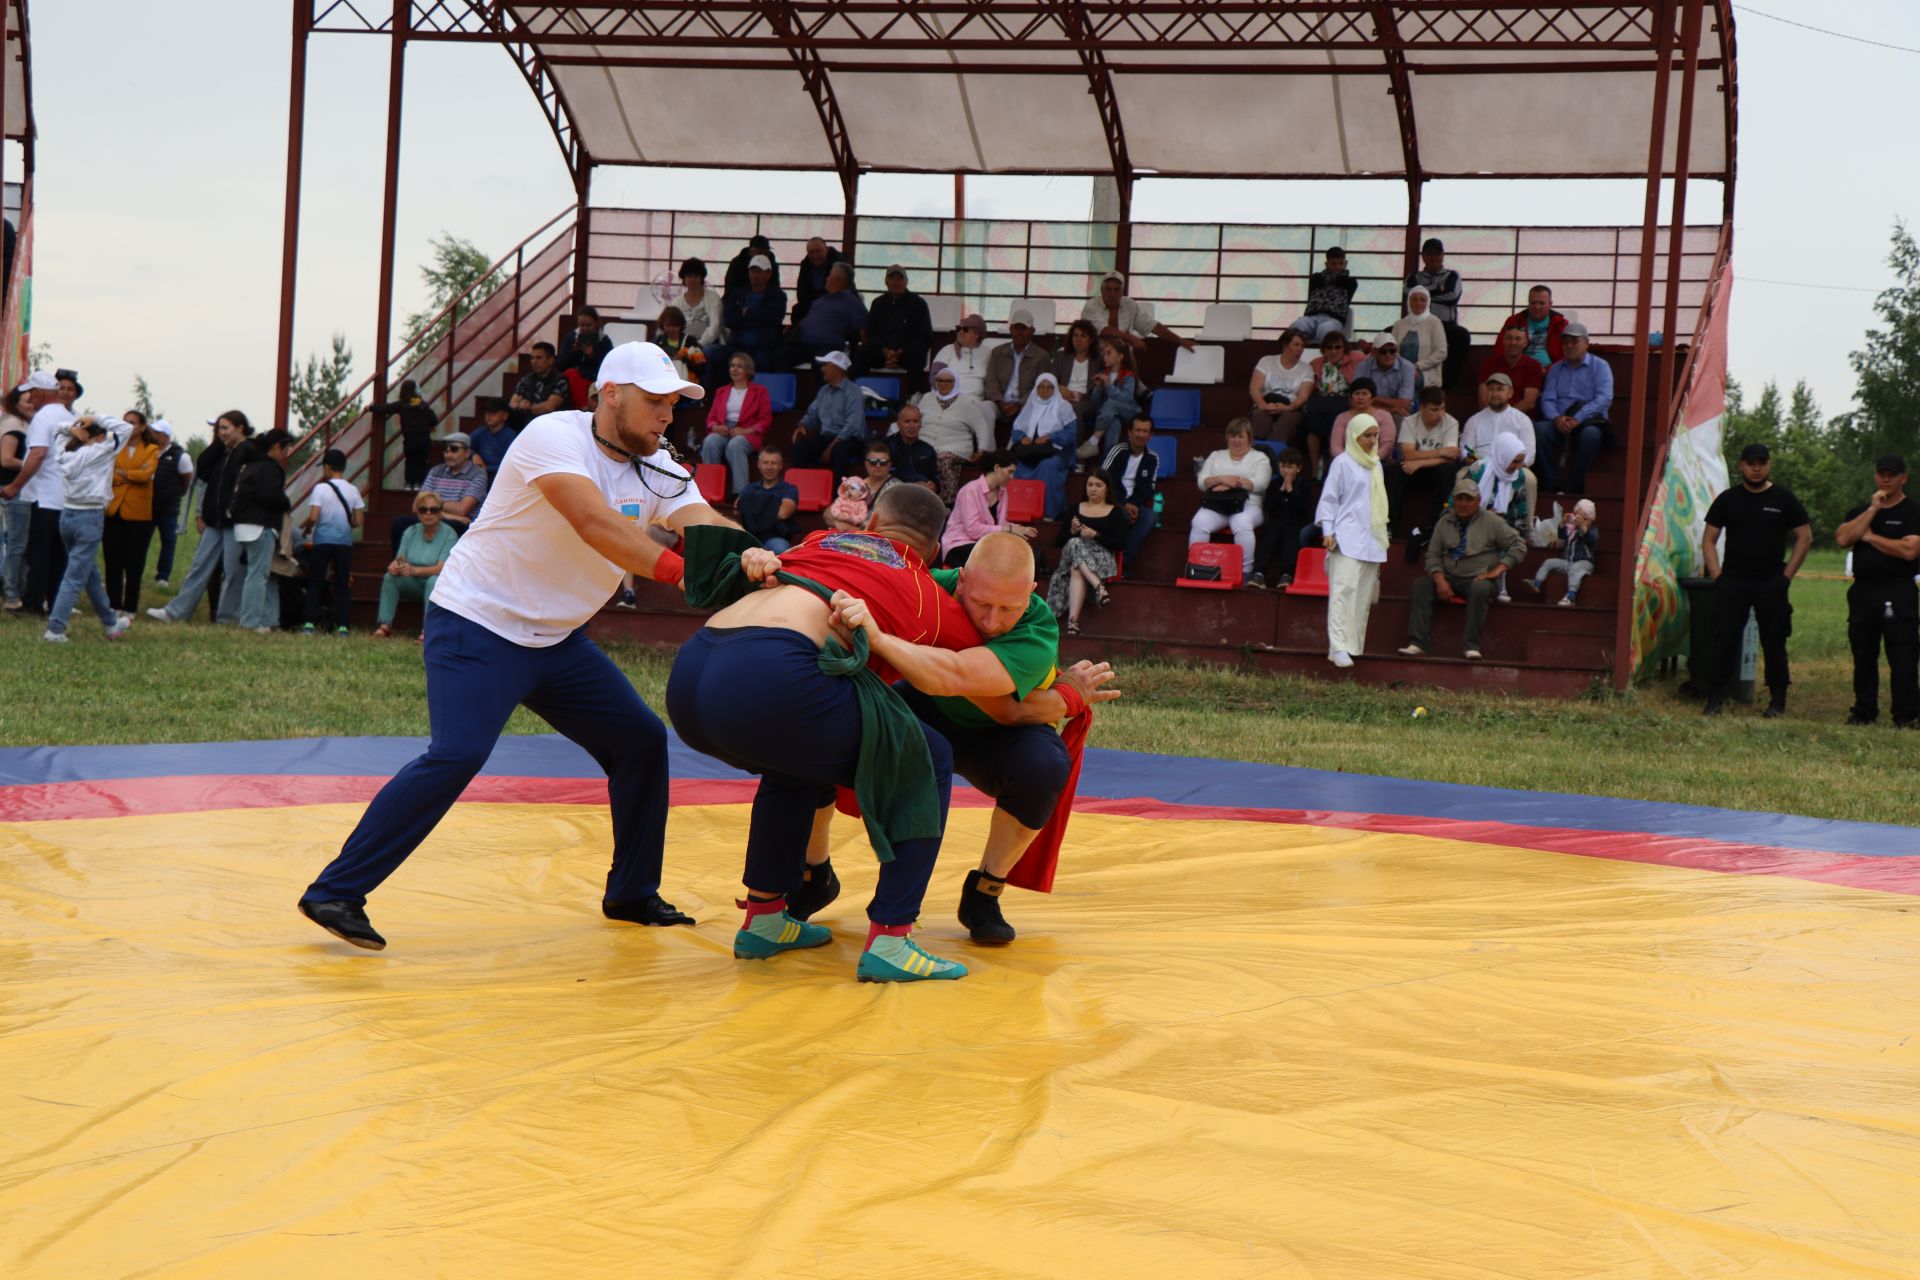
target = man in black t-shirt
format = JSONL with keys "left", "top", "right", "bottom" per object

{"left": 1835, "top": 454, "right": 1920, "bottom": 727}
{"left": 1701, "top": 443, "right": 1813, "bottom": 717}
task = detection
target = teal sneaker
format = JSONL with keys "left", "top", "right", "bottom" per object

{"left": 732, "top": 908, "right": 832, "bottom": 960}
{"left": 857, "top": 933, "right": 968, "bottom": 983}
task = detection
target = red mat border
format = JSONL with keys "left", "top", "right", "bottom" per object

{"left": 6, "top": 773, "right": 1919, "bottom": 897}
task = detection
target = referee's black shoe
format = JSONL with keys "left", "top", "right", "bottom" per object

{"left": 602, "top": 893, "right": 696, "bottom": 927}
{"left": 299, "top": 899, "right": 387, "bottom": 951}
{"left": 786, "top": 858, "right": 841, "bottom": 921}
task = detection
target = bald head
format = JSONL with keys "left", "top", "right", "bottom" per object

{"left": 956, "top": 532, "right": 1037, "bottom": 638}
{"left": 968, "top": 531, "right": 1034, "bottom": 582}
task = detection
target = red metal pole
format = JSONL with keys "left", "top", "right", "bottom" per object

{"left": 841, "top": 170, "right": 860, "bottom": 270}
{"left": 570, "top": 153, "right": 592, "bottom": 318}
{"left": 273, "top": 0, "right": 310, "bottom": 433}
{"left": 952, "top": 172, "right": 965, "bottom": 221}
{"left": 372, "top": 0, "right": 407, "bottom": 486}
{"left": 1613, "top": 0, "right": 1678, "bottom": 691}
{"left": 1114, "top": 177, "right": 1133, "bottom": 282}
{"left": 1659, "top": 0, "right": 1704, "bottom": 424}
{"left": 1403, "top": 178, "right": 1424, "bottom": 285}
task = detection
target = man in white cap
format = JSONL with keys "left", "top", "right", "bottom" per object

{"left": 1080, "top": 271, "right": 1192, "bottom": 353}
{"left": 299, "top": 342, "right": 738, "bottom": 951}
{"left": 1, "top": 369, "right": 72, "bottom": 613}
{"left": 147, "top": 419, "right": 195, "bottom": 589}
{"left": 985, "top": 307, "right": 1049, "bottom": 426}
{"left": 723, "top": 252, "right": 787, "bottom": 372}
{"left": 789, "top": 350, "right": 868, "bottom": 477}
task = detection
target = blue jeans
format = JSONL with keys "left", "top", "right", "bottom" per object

{"left": 700, "top": 431, "right": 755, "bottom": 494}
{"left": 0, "top": 495, "right": 29, "bottom": 600}
{"left": 47, "top": 508, "right": 116, "bottom": 635}
{"left": 236, "top": 528, "right": 279, "bottom": 630}
{"left": 165, "top": 525, "right": 242, "bottom": 621}
{"left": 1532, "top": 417, "right": 1608, "bottom": 493}
{"left": 153, "top": 508, "right": 180, "bottom": 581}
{"left": 303, "top": 606, "right": 674, "bottom": 909}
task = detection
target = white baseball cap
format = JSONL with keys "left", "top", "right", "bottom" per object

{"left": 598, "top": 341, "right": 706, "bottom": 399}
{"left": 1009, "top": 308, "right": 1036, "bottom": 329}
{"left": 20, "top": 370, "right": 57, "bottom": 392}
{"left": 150, "top": 418, "right": 175, "bottom": 438}
{"left": 748, "top": 254, "right": 773, "bottom": 271}
{"left": 816, "top": 351, "right": 852, "bottom": 372}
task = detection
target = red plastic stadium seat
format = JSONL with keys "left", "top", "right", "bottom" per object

{"left": 789, "top": 468, "right": 834, "bottom": 513}
{"left": 1176, "top": 541, "right": 1241, "bottom": 591}
{"left": 1003, "top": 478, "right": 1045, "bottom": 524}
{"left": 1105, "top": 553, "right": 1123, "bottom": 583}
{"left": 694, "top": 463, "right": 727, "bottom": 503}
{"left": 1285, "top": 546, "right": 1331, "bottom": 597}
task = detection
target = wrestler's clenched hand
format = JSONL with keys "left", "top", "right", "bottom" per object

{"left": 741, "top": 547, "right": 783, "bottom": 584}
{"left": 829, "top": 590, "right": 882, "bottom": 643}
{"left": 1061, "top": 659, "right": 1122, "bottom": 705}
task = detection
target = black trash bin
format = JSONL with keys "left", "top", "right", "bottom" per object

{"left": 1680, "top": 576, "right": 1756, "bottom": 704}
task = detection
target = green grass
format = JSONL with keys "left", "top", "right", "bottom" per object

{"left": 7, "top": 530, "right": 1915, "bottom": 828}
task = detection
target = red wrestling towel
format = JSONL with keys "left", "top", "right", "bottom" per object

{"left": 1005, "top": 707, "right": 1090, "bottom": 894}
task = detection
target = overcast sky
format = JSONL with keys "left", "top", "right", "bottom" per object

{"left": 15, "top": 1, "right": 1916, "bottom": 443}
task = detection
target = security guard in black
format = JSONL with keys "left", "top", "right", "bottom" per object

{"left": 1702, "top": 443, "right": 1812, "bottom": 715}
{"left": 1835, "top": 454, "right": 1920, "bottom": 726}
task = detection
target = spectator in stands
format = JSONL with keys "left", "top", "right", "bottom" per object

{"left": 508, "top": 343, "right": 569, "bottom": 432}
{"left": 228, "top": 428, "right": 296, "bottom": 634}
{"left": 931, "top": 313, "right": 991, "bottom": 398}
{"left": 1301, "top": 332, "right": 1365, "bottom": 478}
{"left": 918, "top": 365, "right": 994, "bottom": 504}
{"left": 470, "top": 397, "right": 518, "bottom": 475}
{"left": 791, "top": 236, "right": 847, "bottom": 325}
{"left": 150, "top": 420, "right": 192, "bottom": 588}
{"left": 12, "top": 370, "right": 77, "bottom": 614}
{"left": 1047, "top": 471, "right": 1127, "bottom": 634}
{"left": 1330, "top": 379, "right": 1397, "bottom": 460}
{"left": 1406, "top": 237, "right": 1471, "bottom": 387}
{"left": 1, "top": 385, "right": 32, "bottom": 608}
{"left": 702, "top": 352, "right": 771, "bottom": 494}
{"left": 1461, "top": 372, "right": 1536, "bottom": 468}
{"left": 723, "top": 234, "right": 779, "bottom": 297}
{"left": 1050, "top": 318, "right": 1102, "bottom": 445}
{"left": 102, "top": 411, "right": 162, "bottom": 615}
{"left": 654, "top": 305, "right": 703, "bottom": 382}
{"left": 942, "top": 450, "right": 1037, "bottom": 566}
{"left": 823, "top": 474, "right": 871, "bottom": 533}
{"left": 1249, "top": 447, "right": 1316, "bottom": 590}
{"left": 1249, "top": 329, "right": 1314, "bottom": 444}
{"left": 1009, "top": 372, "right": 1078, "bottom": 520}
{"left": 146, "top": 410, "right": 253, "bottom": 626}
{"left": 1189, "top": 418, "right": 1271, "bottom": 579}
{"left": 43, "top": 413, "right": 136, "bottom": 641}
{"left": 371, "top": 379, "right": 441, "bottom": 487}
{"left": 1534, "top": 322, "right": 1613, "bottom": 495}
{"left": 1463, "top": 432, "right": 1534, "bottom": 601}
{"left": 1360, "top": 333, "right": 1417, "bottom": 417}
{"left": 736, "top": 447, "right": 799, "bottom": 553}
{"left": 1083, "top": 271, "right": 1193, "bottom": 352}
{"left": 777, "top": 261, "right": 864, "bottom": 368}
{"left": 1393, "top": 287, "right": 1449, "bottom": 390}
{"left": 558, "top": 305, "right": 614, "bottom": 380}
{"left": 986, "top": 308, "right": 1049, "bottom": 427}
{"left": 863, "top": 264, "right": 933, "bottom": 390}
{"left": 789, "top": 350, "right": 868, "bottom": 477}
{"left": 374, "top": 490, "right": 455, "bottom": 640}
{"left": 1316, "top": 414, "right": 1389, "bottom": 667}
{"left": 1477, "top": 323, "right": 1545, "bottom": 415}
{"left": 1701, "top": 443, "right": 1812, "bottom": 718}
{"left": 1291, "top": 246, "right": 1358, "bottom": 342}
{"left": 390, "top": 431, "right": 487, "bottom": 552}
{"left": 301, "top": 447, "right": 364, "bottom": 635}
{"left": 1102, "top": 414, "right": 1160, "bottom": 575}
{"left": 1089, "top": 336, "right": 1145, "bottom": 455}
{"left": 886, "top": 403, "right": 940, "bottom": 493}
{"left": 1387, "top": 385, "right": 1462, "bottom": 538}
{"left": 676, "top": 257, "right": 727, "bottom": 354}
{"left": 1399, "top": 478, "right": 1526, "bottom": 661}
{"left": 1524, "top": 498, "right": 1599, "bottom": 608}
{"left": 860, "top": 445, "right": 904, "bottom": 506}
{"left": 723, "top": 253, "right": 787, "bottom": 372}
{"left": 1504, "top": 285, "right": 1568, "bottom": 368}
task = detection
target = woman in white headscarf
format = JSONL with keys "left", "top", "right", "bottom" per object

{"left": 1010, "top": 372, "right": 1079, "bottom": 519}
{"left": 916, "top": 364, "right": 995, "bottom": 505}
{"left": 1464, "top": 429, "right": 1534, "bottom": 600}
{"left": 1392, "top": 285, "right": 1449, "bottom": 389}
{"left": 1314, "top": 412, "right": 1390, "bottom": 668}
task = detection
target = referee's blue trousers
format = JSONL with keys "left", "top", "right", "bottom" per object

{"left": 666, "top": 625, "right": 953, "bottom": 926}
{"left": 302, "top": 605, "right": 672, "bottom": 910}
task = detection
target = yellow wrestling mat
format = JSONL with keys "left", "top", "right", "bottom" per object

{"left": 4, "top": 800, "right": 1919, "bottom": 1278}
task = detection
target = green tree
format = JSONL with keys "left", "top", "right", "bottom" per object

{"left": 131, "top": 374, "right": 162, "bottom": 421}
{"left": 289, "top": 333, "right": 361, "bottom": 435}
{"left": 1848, "top": 221, "right": 1920, "bottom": 465}
{"left": 1721, "top": 378, "right": 1859, "bottom": 537}
{"left": 402, "top": 232, "right": 498, "bottom": 357}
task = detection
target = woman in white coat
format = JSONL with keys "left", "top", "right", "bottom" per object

{"left": 1392, "top": 286, "right": 1449, "bottom": 390}
{"left": 1315, "top": 412, "right": 1390, "bottom": 668}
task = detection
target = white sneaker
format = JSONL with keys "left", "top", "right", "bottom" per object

{"left": 1328, "top": 650, "right": 1354, "bottom": 669}
{"left": 1397, "top": 643, "right": 1426, "bottom": 656}
{"left": 1463, "top": 648, "right": 1483, "bottom": 660}
{"left": 250, "top": 626, "right": 274, "bottom": 635}
{"left": 144, "top": 607, "right": 175, "bottom": 622}
{"left": 41, "top": 629, "right": 68, "bottom": 643}
{"left": 1557, "top": 597, "right": 1575, "bottom": 608}
{"left": 105, "top": 619, "right": 130, "bottom": 640}
{"left": 154, "top": 579, "right": 171, "bottom": 589}
{"left": 116, "top": 611, "right": 134, "bottom": 625}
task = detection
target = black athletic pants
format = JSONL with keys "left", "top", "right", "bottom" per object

{"left": 22, "top": 502, "right": 67, "bottom": 613}
{"left": 1713, "top": 573, "right": 1793, "bottom": 701}
{"left": 1847, "top": 584, "right": 1920, "bottom": 725}
{"left": 102, "top": 514, "right": 155, "bottom": 612}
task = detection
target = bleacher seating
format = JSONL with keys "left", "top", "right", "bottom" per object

{"left": 1147, "top": 435, "right": 1179, "bottom": 478}
{"left": 755, "top": 372, "right": 798, "bottom": 413}
{"left": 856, "top": 375, "right": 901, "bottom": 417}
{"left": 1003, "top": 479, "right": 1046, "bottom": 524}
{"left": 1177, "top": 542, "right": 1242, "bottom": 591}
{"left": 1008, "top": 298, "right": 1058, "bottom": 335}
{"left": 1151, "top": 388, "right": 1204, "bottom": 432}
{"left": 1197, "top": 303, "right": 1254, "bottom": 342}
{"left": 1286, "top": 547, "right": 1331, "bottom": 597}
{"left": 789, "top": 468, "right": 833, "bottom": 512}
{"left": 1167, "top": 345, "right": 1225, "bottom": 386}
{"left": 694, "top": 463, "right": 727, "bottom": 503}
{"left": 926, "top": 294, "right": 963, "bottom": 333}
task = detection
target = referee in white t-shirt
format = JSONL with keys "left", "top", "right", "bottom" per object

{"left": 300, "top": 343, "right": 735, "bottom": 950}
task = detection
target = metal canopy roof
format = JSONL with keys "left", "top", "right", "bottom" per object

{"left": 3, "top": 0, "right": 34, "bottom": 150}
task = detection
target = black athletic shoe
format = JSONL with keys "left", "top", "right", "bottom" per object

{"left": 602, "top": 893, "right": 695, "bottom": 927}
{"left": 299, "top": 899, "right": 387, "bottom": 950}
{"left": 1845, "top": 710, "right": 1877, "bottom": 726}
{"left": 786, "top": 859, "right": 842, "bottom": 922}
{"left": 957, "top": 869, "right": 1016, "bottom": 945}
{"left": 1702, "top": 700, "right": 1724, "bottom": 717}
{"left": 1762, "top": 698, "right": 1787, "bottom": 720}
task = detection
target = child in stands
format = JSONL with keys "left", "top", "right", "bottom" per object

{"left": 824, "top": 474, "right": 871, "bottom": 532}
{"left": 1524, "top": 498, "right": 1599, "bottom": 606}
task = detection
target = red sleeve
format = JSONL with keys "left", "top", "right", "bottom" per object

{"left": 1547, "top": 313, "right": 1568, "bottom": 363}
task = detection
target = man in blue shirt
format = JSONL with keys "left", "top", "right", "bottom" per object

{"left": 469, "top": 397, "right": 519, "bottom": 476}
{"left": 723, "top": 253, "right": 787, "bottom": 372}
{"left": 789, "top": 351, "right": 868, "bottom": 476}
{"left": 1360, "top": 333, "right": 1418, "bottom": 418}
{"left": 1533, "top": 321, "right": 1615, "bottom": 495}
{"left": 777, "top": 262, "right": 866, "bottom": 368}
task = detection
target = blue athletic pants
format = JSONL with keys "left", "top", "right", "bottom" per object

{"left": 899, "top": 685, "right": 1069, "bottom": 830}
{"left": 302, "top": 605, "right": 672, "bottom": 909}
{"left": 666, "top": 626, "right": 953, "bottom": 925}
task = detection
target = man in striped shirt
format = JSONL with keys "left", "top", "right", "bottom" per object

{"left": 389, "top": 431, "right": 490, "bottom": 554}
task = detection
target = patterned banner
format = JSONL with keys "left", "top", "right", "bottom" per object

{"left": 1, "top": 202, "right": 31, "bottom": 394}
{"left": 1630, "top": 264, "right": 1732, "bottom": 674}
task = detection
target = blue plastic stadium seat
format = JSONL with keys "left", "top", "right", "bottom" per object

{"left": 855, "top": 375, "right": 902, "bottom": 418}
{"left": 1151, "top": 388, "right": 1203, "bottom": 432}
{"left": 1147, "top": 435, "right": 1179, "bottom": 478}
{"left": 755, "top": 372, "right": 798, "bottom": 414}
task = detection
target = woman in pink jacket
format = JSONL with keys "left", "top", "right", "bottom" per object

{"left": 939, "top": 449, "right": 1037, "bottom": 567}
{"left": 701, "top": 352, "right": 773, "bottom": 496}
